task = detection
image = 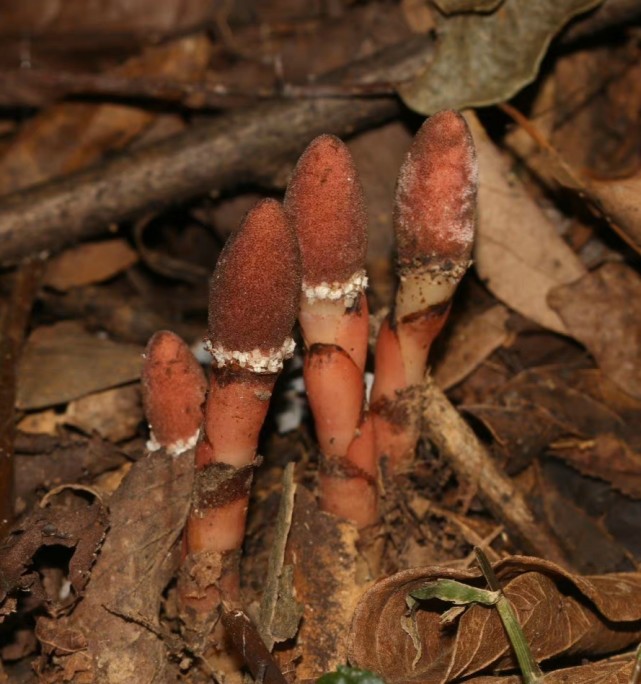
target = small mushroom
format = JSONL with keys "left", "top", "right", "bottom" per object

{"left": 141, "top": 330, "right": 207, "bottom": 457}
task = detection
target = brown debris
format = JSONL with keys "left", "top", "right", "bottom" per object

{"left": 36, "top": 448, "right": 193, "bottom": 683}
{"left": 349, "top": 556, "right": 641, "bottom": 683}
{"left": 548, "top": 262, "right": 641, "bottom": 400}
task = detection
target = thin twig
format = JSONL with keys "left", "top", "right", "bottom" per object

{"left": 0, "top": 68, "right": 399, "bottom": 109}
{"left": 420, "top": 377, "right": 570, "bottom": 568}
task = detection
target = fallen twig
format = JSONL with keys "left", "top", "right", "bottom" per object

{"left": 420, "top": 377, "right": 570, "bottom": 568}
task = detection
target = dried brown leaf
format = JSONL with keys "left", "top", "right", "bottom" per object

{"left": 432, "top": 0, "right": 503, "bottom": 13}
{"left": 433, "top": 304, "right": 510, "bottom": 390}
{"left": 399, "top": 0, "right": 603, "bottom": 114}
{"left": 469, "top": 652, "right": 635, "bottom": 683}
{"left": 466, "top": 113, "right": 585, "bottom": 334}
{"left": 0, "top": 1, "right": 215, "bottom": 47}
{"left": 349, "top": 556, "right": 641, "bottom": 683}
{"left": 43, "top": 240, "right": 138, "bottom": 291}
{"left": 0, "top": 35, "right": 212, "bottom": 194}
{"left": 464, "top": 366, "right": 641, "bottom": 496}
{"left": 0, "top": 489, "right": 108, "bottom": 613}
{"left": 548, "top": 262, "right": 641, "bottom": 399}
{"left": 36, "top": 448, "right": 193, "bottom": 683}
{"left": 284, "top": 486, "right": 362, "bottom": 680}
{"left": 17, "top": 321, "right": 143, "bottom": 410}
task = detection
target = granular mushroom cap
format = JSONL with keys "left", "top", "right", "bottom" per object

{"left": 394, "top": 110, "right": 478, "bottom": 267}
{"left": 208, "top": 198, "right": 302, "bottom": 365}
{"left": 142, "top": 330, "right": 207, "bottom": 452}
{"left": 285, "top": 134, "right": 367, "bottom": 287}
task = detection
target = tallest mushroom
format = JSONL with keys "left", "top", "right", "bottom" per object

{"left": 371, "top": 110, "right": 478, "bottom": 474}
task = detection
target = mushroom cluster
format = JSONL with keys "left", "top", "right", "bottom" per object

{"left": 141, "top": 109, "right": 478, "bottom": 615}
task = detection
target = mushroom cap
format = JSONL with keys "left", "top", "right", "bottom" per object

{"left": 394, "top": 110, "right": 478, "bottom": 267}
{"left": 142, "top": 330, "right": 207, "bottom": 449}
{"left": 208, "top": 198, "right": 302, "bottom": 356}
{"left": 285, "top": 134, "right": 367, "bottom": 286}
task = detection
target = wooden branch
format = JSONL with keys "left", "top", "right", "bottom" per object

{"left": 0, "top": 68, "right": 399, "bottom": 109}
{"left": 0, "top": 37, "right": 432, "bottom": 266}
{"left": 421, "top": 377, "right": 571, "bottom": 568}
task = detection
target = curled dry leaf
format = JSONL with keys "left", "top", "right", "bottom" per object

{"left": 0, "top": 488, "right": 108, "bottom": 616}
{"left": 548, "top": 262, "right": 641, "bottom": 400}
{"left": 468, "top": 651, "right": 635, "bottom": 683}
{"left": 399, "top": 0, "right": 603, "bottom": 114}
{"left": 348, "top": 556, "right": 641, "bottom": 683}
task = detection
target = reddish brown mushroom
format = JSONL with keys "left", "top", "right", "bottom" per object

{"left": 285, "top": 134, "right": 377, "bottom": 528}
{"left": 371, "top": 110, "right": 478, "bottom": 473}
{"left": 181, "top": 198, "right": 302, "bottom": 612}
{"left": 141, "top": 329, "right": 207, "bottom": 456}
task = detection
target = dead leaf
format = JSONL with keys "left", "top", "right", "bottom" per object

{"left": 17, "top": 321, "right": 143, "bottom": 410}
{"left": 349, "top": 556, "right": 641, "bottom": 683}
{"left": 399, "top": 0, "right": 603, "bottom": 114}
{"left": 0, "top": 35, "right": 212, "bottom": 194}
{"left": 0, "top": 1, "right": 215, "bottom": 48}
{"left": 14, "top": 433, "right": 128, "bottom": 511}
{"left": 466, "top": 112, "right": 585, "bottom": 333}
{"left": 463, "top": 366, "right": 641, "bottom": 495}
{"left": 432, "top": 0, "right": 503, "bottom": 13}
{"left": 537, "top": 463, "right": 634, "bottom": 574}
{"left": 468, "top": 652, "right": 635, "bottom": 683}
{"left": 400, "top": 0, "right": 437, "bottom": 34}
{"left": 64, "top": 385, "right": 142, "bottom": 442}
{"left": 18, "top": 386, "right": 141, "bottom": 441}
{"left": 36, "top": 448, "right": 193, "bottom": 683}
{"left": 433, "top": 304, "right": 510, "bottom": 390}
{"left": 548, "top": 262, "right": 641, "bottom": 399}
{"left": 43, "top": 240, "right": 138, "bottom": 291}
{"left": 0, "top": 488, "right": 108, "bottom": 613}
{"left": 283, "top": 486, "right": 362, "bottom": 680}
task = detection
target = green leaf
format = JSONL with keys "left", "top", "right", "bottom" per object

{"left": 411, "top": 579, "right": 500, "bottom": 605}
{"left": 399, "top": 0, "right": 603, "bottom": 114}
{"left": 317, "top": 665, "right": 386, "bottom": 684}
